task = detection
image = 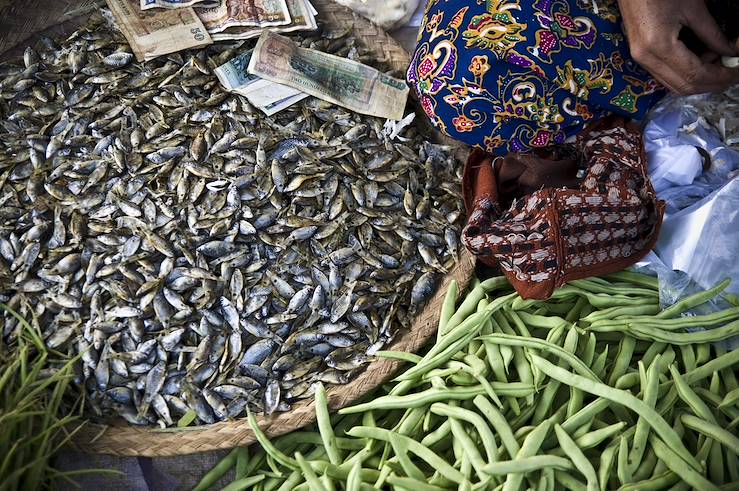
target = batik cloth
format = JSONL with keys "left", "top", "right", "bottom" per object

{"left": 407, "top": 0, "right": 665, "bottom": 155}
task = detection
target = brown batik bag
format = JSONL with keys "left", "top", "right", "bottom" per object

{"left": 461, "top": 116, "right": 665, "bottom": 299}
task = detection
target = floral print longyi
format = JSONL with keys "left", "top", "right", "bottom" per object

{"left": 407, "top": 0, "right": 665, "bottom": 154}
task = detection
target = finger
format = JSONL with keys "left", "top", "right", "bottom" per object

{"left": 672, "top": 41, "right": 739, "bottom": 94}
{"left": 683, "top": 5, "right": 737, "bottom": 56}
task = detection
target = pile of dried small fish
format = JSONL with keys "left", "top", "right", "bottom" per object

{"left": 0, "top": 14, "right": 464, "bottom": 426}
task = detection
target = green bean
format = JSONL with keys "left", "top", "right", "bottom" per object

{"left": 726, "top": 448, "right": 739, "bottom": 483}
{"left": 695, "top": 343, "right": 712, "bottom": 365}
{"left": 431, "top": 402, "right": 498, "bottom": 463}
{"left": 538, "top": 468, "right": 556, "bottom": 491}
{"left": 569, "top": 279, "right": 658, "bottom": 298}
{"left": 449, "top": 416, "right": 486, "bottom": 476}
{"left": 617, "top": 470, "right": 680, "bottom": 491}
{"left": 632, "top": 446, "right": 658, "bottom": 482}
{"left": 481, "top": 324, "right": 519, "bottom": 413}
{"left": 307, "top": 460, "right": 381, "bottom": 483}
{"left": 573, "top": 422, "right": 627, "bottom": 450}
{"left": 393, "top": 406, "right": 420, "bottom": 436}
{"left": 591, "top": 306, "right": 739, "bottom": 331}
{"left": 680, "top": 413, "right": 739, "bottom": 454}
{"left": 276, "top": 471, "right": 303, "bottom": 491}
{"left": 603, "top": 271, "right": 659, "bottom": 290}
{"left": 247, "top": 410, "right": 298, "bottom": 470}
{"left": 558, "top": 286, "right": 646, "bottom": 308}
{"left": 482, "top": 455, "right": 574, "bottom": 475}
{"left": 234, "top": 447, "right": 249, "bottom": 480}
{"left": 669, "top": 365, "right": 716, "bottom": 422}
{"left": 479, "top": 276, "right": 513, "bottom": 292}
{"left": 479, "top": 333, "right": 600, "bottom": 382}
{"left": 566, "top": 297, "right": 590, "bottom": 323}
{"left": 684, "top": 347, "right": 739, "bottom": 385}
{"left": 177, "top": 409, "right": 197, "bottom": 427}
{"left": 346, "top": 460, "right": 362, "bottom": 491}
{"left": 493, "top": 311, "right": 535, "bottom": 405}
{"left": 567, "top": 333, "right": 594, "bottom": 418}
{"left": 514, "top": 311, "right": 569, "bottom": 330}
{"left": 533, "top": 327, "right": 580, "bottom": 425}
{"left": 473, "top": 395, "right": 520, "bottom": 459}
{"left": 374, "top": 351, "right": 422, "bottom": 364}
{"left": 629, "top": 357, "right": 660, "bottom": 471}
{"left": 656, "top": 278, "right": 731, "bottom": 319}
{"left": 437, "top": 280, "right": 459, "bottom": 339}
{"left": 718, "top": 346, "right": 739, "bottom": 392}
{"left": 709, "top": 439, "right": 725, "bottom": 485}
{"left": 554, "top": 470, "right": 587, "bottom": 491}
{"left": 538, "top": 302, "right": 577, "bottom": 316}
{"left": 442, "top": 285, "right": 486, "bottom": 335}
{"left": 295, "top": 452, "right": 324, "bottom": 491}
{"left": 720, "top": 387, "right": 739, "bottom": 408}
{"left": 385, "top": 475, "right": 448, "bottom": 491}
{"left": 220, "top": 475, "right": 266, "bottom": 491}
{"left": 531, "top": 355, "right": 701, "bottom": 471}
{"left": 389, "top": 433, "right": 426, "bottom": 481}
{"left": 339, "top": 383, "right": 534, "bottom": 414}
{"left": 556, "top": 398, "right": 611, "bottom": 444}
{"left": 591, "top": 346, "right": 610, "bottom": 381}
{"left": 502, "top": 420, "right": 552, "bottom": 491}
{"left": 346, "top": 427, "right": 465, "bottom": 484}
{"left": 554, "top": 424, "right": 598, "bottom": 491}
{"left": 650, "top": 436, "right": 719, "bottom": 491}
{"left": 192, "top": 448, "right": 239, "bottom": 491}
{"left": 582, "top": 305, "right": 661, "bottom": 324}
{"left": 613, "top": 319, "right": 739, "bottom": 344}
{"left": 314, "top": 383, "right": 341, "bottom": 466}
{"left": 617, "top": 435, "right": 632, "bottom": 485}
{"left": 597, "top": 441, "right": 618, "bottom": 491}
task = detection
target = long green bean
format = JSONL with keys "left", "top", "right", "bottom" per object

{"left": 680, "top": 414, "right": 739, "bottom": 454}
{"left": 554, "top": 424, "right": 598, "bottom": 491}
{"left": 650, "top": 436, "right": 719, "bottom": 491}
{"left": 478, "top": 333, "right": 600, "bottom": 382}
{"left": 531, "top": 355, "right": 701, "bottom": 471}
{"left": 346, "top": 427, "right": 465, "bottom": 484}
{"left": 482, "top": 455, "right": 574, "bottom": 475}
{"left": 655, "top": 278, "right": 731, "bottom": 319}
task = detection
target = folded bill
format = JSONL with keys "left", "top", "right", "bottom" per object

{"left": 251, "top": 91, "right": 309, "bottom": 116}
{"left": 215, "top": 48, "right": 307, "bottom": 114}
{"left": 196, "top": 0, "right": 291, "bottom": 34}
{"left": 106, "top": 0, "right": 212, "bottom": 61}
{"left": 214, "top": 48, "right": 266, "bottom": 93}
{"left": 140, "top": 0, "right": 220, "bottom": 10}
{"left": 208, "top": 0, "right": 316, "bottom": 41}
{"left": 248, "top": 31, "right": 409, "bottom": 120}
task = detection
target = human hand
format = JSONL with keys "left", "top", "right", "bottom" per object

{"left": 617, "top": 0, "right": 739, "bottom": 95}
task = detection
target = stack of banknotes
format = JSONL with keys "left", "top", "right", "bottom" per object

{"left": 216, "top": 31, "right": 409, "bottom": 118}
{"left": 106, "top": 0, "right": 318, "bottom": 61}
{"left": 142, "top": 0, "right": 317, "bottom": 40}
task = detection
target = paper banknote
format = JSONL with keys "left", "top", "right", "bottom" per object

{"left": 106, "top": 0, "right": 212, "bottom": 61}
{"left": 195, "top": 0, "right": 291, "bottom": 33}
{"left": 248, "top": 31, "right": 409, "bottom": 120}
{"left": 215, "top": 49, "right": 307, "bottom": 114}
{"left": 140, "top": 0, "right": 220, "bottom": 10}
{"left": 209, "top": 0, "right": 316, "bottom": 40}
{"left": 253, "top": 91, "right": 309, "bottom": 115}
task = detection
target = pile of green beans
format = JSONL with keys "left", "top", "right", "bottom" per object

{"left": 195, "top": 273, "right": 739, "bottom": 491}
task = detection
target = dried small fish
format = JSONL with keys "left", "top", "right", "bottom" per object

{"left": 0, "top": 16, "right": 463, "bottom": 428}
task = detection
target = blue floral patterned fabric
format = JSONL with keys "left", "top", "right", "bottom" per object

{"left": 407, "top": 0, "right": 666, "bottom": 155}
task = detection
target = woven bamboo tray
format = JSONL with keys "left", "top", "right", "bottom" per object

{"left": 0, "top": 0, "right": 476, "bottom": 456}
